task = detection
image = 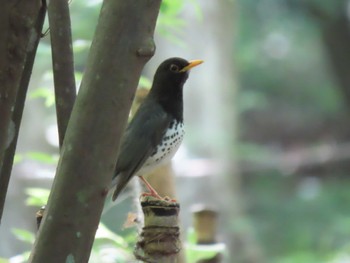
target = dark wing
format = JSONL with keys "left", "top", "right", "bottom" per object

{"left": 112, "top": 99, "right": 171, "bottom": 200}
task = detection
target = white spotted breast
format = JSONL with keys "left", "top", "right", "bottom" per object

{"left": 137, "top": 120, "right": 184, "bottom": 175}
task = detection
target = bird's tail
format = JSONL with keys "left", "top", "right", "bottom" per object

{"left": 112, "top": 186, "right": 122, "bottom": 201}
{"left": 112, "top": 172, "right": 132, "bottom": 201}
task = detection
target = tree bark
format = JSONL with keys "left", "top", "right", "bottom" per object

{"left": 47, "top": 0, "right": 77, "bottom": 148}
{"left": 134, "top": 197, "right": 181, "bottom": 263}
{"left": 29, "top": 1, "right": 161, "bottom": 262}
{"left": 0, "top": 0, "right": 44, "bottom": 224}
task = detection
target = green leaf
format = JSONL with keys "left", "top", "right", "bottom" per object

{"left": 75, "top": 71, "right": 83, "bottom": 87}
{"left": 160, "top": 0, "right": 184, "bottom": 15}
{"left": 138, "top": 76, "right": 152, "bottom": 88}
{"left": 95, "top": 223, "right": 129, "bottom": 248}
{"left": 0, "top": 258, "right": 9, "bottom": 263}
{"left": 86, "top": 0, "right": 102, "bottom": 7}
{"left": 186, "top": 227, "right": 197, "bottom": 245}
{"left": 185, "top": 243, "right": 226, "bottom": 262}
{"left": 29, "top": 87, "right": 55, "bottom": 107}
{"left": 8, "top": 251, "right": 31, "bottom": 263}
{"left": 185, "top": 228, "right": 226, "bottom": 262}
{"left": 73, "top": 39, "right": 91, "bottom": 53}
{"left": 14, "top": 154, "right": 23, "bottom": 164}
{"left": 188, "top": 0, "right": 202, "bottom": 20}
{"left": 12, "top": 228, "right": 35, "bottom": 244}
{"left": 25, "top": 188, "right": 50, "bottom": 206}
{"left": 25, "top": 152, "right": 58, "bottom": 164}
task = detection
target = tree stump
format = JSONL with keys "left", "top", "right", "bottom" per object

{"left": 134, "top": 196, "right": 181, "bottom": 263}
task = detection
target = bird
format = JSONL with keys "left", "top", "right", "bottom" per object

{"left": 111, "top": 57, "right": 203, "bottom": 201}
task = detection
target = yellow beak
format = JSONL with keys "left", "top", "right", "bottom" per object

{"left": 180, "top": 59, "right": 204, "bottom": 72}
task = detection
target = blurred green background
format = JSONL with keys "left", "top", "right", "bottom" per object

{"left": 2, "top": 0, "right": 350, "bottom": 262}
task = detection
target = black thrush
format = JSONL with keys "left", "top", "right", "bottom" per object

{"left": 111, "top": 57, "right": 203, "bottom": 201}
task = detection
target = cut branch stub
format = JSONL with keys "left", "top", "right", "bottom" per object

{"left": 134, "top": 196, "right": 181, "bottom": 263}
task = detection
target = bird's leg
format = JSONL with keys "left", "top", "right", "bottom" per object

{"left": 138, "top": 176, "right": 163, "bottom": 200}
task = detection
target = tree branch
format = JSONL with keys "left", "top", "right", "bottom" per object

{"left": 29, "top": 1, "right": 161, "bottom": 262}
{"left": 0, "top": 0, "right": 44, "bottom": 224}
{"left": 47, "top": 0, "right": 76, "bottom": 148}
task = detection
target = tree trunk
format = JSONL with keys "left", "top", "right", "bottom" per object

{"left": 0, "top": 0, "right": 44, "bottom": 224}
{"left": 29, "top": 1, "right": 161, "bottom": 262}
{"left": 320, "top": 13, "right": 350, "bottom": 110}
{"left": 305, "top": 0, "right": 350, "bottom": 110}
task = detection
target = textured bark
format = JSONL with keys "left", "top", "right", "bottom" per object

{"left": 47, "top": 0, "right": 77, "bottom": 147}
{"left": 0, "top": 0, "right": 44, "bottom": 224}
{"left": 135, "top": 197, "right": 181, "bottom": 263}
{"left": 29, "top": 1, "right": 161, "bottom": 262}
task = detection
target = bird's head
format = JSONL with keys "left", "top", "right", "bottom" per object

{"left": 149, "top": 57, "right": 203, "bottom": 119}
{"left": 152, "top": 57, "right": 203, "bottom": 89}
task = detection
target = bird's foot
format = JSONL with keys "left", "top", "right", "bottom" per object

{"left": 138, "top": 175, "right": 177, "bottom": 202}
{"left": 140, "top": 190, "right": 163, "bottom": 200}
{"left": 164, "top": 196, "right": 177, "bottom": 203}
{"left": 140, "top": 192, "right": 177, "bottom": 203}
{"left": 138, "top": 175, "right": 163, "bottom": 200}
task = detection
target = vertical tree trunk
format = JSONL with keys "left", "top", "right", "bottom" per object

{"left": 320, "top": 14, "right": 350, "bottom": 109}
{"left": 0, "top": 0, "right": 44, "bottom": 224}
{"left": 305, "top": 1, "right": 350, "bottom": 110}
{"left": 29, "top": 1, "right": 161, "bottom": 262}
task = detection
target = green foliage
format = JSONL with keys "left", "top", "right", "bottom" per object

{"left": 5, "top": 0, "right": 209, "bottom": 262}
{"left": 25, "top": 188, "right": 49, "bottom": 206}
{"left": 157, "top": 0, "right": 200, "bottom": 45}
{"left": 13, "top": 152, "right": 58, "bottom": 166}
{"left": 90, "top": 224, "right": 135, "bottom": 262}
{"left": 11, "top": 188, "right": 135, "bottom": 263}
{"left": 29, "top": 87, "right": 55, "bottom": 107}
{"left": 12, "top": 229, "right": 35, "bottom": 244}
{"left": 235, "top": 0, "right": 345, "bottom": 118}
{"left": 235, "top": 142, "right": 272, "bottom": 161}
{"left": 10, "top": 229, "right": 35, "bottom": 263}
{"left": 138, "top": 76, "right": 152, "bottom": 89}
{"left": 245, "top": 173, "right": 350, "bottom": 262}
{"left": 25, "top": 152, "right": 58, "bottom": 164}
{"left": 185, "top": 228, "right": 227, "bottom": 262}
{"left": 15, "top": 187, "right": 227, "bottom": 263}
{"left": 13, "top": 154, "right": 23, "bottom": 164}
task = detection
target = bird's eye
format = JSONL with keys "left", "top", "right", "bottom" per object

{"left": 169, "top": 64, "right": 179, "bottom": 72}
